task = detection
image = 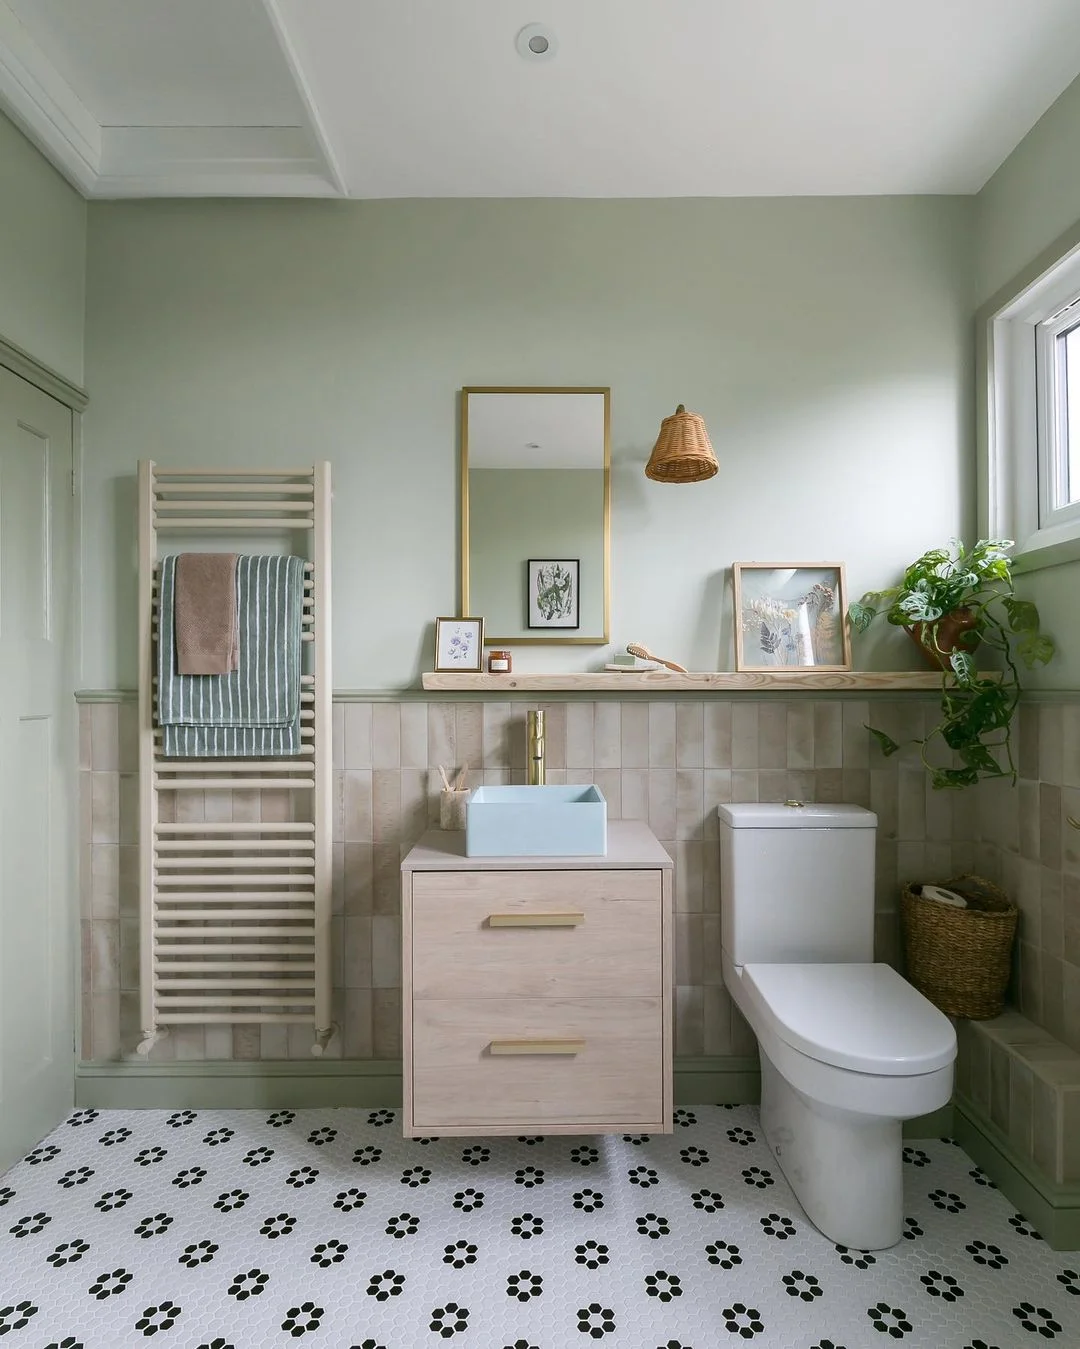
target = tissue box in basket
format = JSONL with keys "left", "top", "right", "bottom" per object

{"left": 901, "top": 874, "right": 1017, "bottom": 1019}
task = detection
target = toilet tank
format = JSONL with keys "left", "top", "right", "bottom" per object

{"left": 719, "top": 803, "right": 877, "bottom": 966}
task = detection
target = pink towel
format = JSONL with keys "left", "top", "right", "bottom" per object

{"left": 174, "top": 553, "right": 239, "bottom": 675}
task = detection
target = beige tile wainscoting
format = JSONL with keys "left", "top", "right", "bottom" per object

{"left": 79, "top": 693, "right": 992, "bottom": 1065}
{"left": 945, "top": 701, "right": 1080, "bottom": 1243}
{"left": 78, "top": 691, "right": 1080, "bottom": 1239}
{"left": 956, "top": 1011, "right": 1080, "bottom": 1184}
{"left": 954, "top": 701, "right": 1080, "bottom": 1148}
{"left": 973, "top": 701, "right": 1080, "bottom": 1049}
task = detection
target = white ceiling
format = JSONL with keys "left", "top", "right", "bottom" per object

{"left": 3, "top": 0, "right": 1080, "bottom": 200}
{"left": 16, "top": 0, "right": 305, "bottom": 127}
{"left": 467, "top": 391, "right": 606, "bottom": 470}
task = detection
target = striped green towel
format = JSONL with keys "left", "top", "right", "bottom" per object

{"left": 157, "top": 554, "right": 306, "bottom": 757}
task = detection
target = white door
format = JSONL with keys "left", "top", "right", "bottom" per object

{"left": 0, "top": 364, "right": 75, "bottom": 1172}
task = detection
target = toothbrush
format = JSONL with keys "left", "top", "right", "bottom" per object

{"left": 626, "top": 642, "right": 688, "bottom": 674}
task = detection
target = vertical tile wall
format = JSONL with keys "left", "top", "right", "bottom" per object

{"left": 79, "top": 694, "right": 978, "bottom": 1064}
{"left": 949, "top": 700, "right": 1080, "bottom": 1186}
{"left": 973, "top": 701, "right": 1080, "bottom": 1053}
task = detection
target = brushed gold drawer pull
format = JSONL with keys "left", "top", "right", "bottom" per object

{"left": 487, "top": 912, "right": 585, "bottom": 928}
{"left": 489, "top": 1038, "right": 586, "bottom": 1056}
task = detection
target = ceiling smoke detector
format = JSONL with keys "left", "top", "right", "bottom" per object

{"left": 516, "top": 23, "right": 557, "bottom": 61}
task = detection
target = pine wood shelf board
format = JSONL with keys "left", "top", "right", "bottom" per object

{"left": 421, "top": 670, "right": 982, "bottom": 693}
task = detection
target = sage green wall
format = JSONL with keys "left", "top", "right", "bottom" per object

{"left": 976, "top": 73, "right": 1080, "bottom": 689}
{"left": 975, "top": 75, "right": 1080, "bottom": 307}
{"left": 469, "top": 468, "right": 604, "bottom": 639}
{"left": 0, "top": 111, "right": 85, "bottom": 385}
{"left": 83, "top": 197, "right": 974, "bottom": 690}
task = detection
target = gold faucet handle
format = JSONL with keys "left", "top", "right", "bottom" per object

{"left": 527, "top": 710, "right": 546, "bottom": 785}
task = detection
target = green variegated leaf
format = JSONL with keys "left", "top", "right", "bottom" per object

{"left": 847, "top": 601, "right": 876, "bottom": 634}
{"left": 867, "top": 726, "right": 900, "bottom": 757}
{"left": 861, "top": 586, "right": 900, "bottom": 607}
{"left": 939, "top": 683, "right": 1011, "bottom": 750}
{"left": 897, "top": 591, "right": 943, "bottom": 622}
{"left": 941, "top": 719, "right": 970, "bottom": 750}
{"left": 1003, "top": 597, "right": 1039, "bottom": 632}
{"left": 1016, "top": 632, "right": 1055, "bottom": 667}
{"left": 929, "top": 765, "right": 981, "bottom": 790}
{"left": 949, "top": 650, "right": 976, "bottom": 685}
{"left": 958, "top": 743, "right": 1001, "bottom": 773}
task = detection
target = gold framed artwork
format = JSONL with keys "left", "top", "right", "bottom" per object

{"left": 527, "top": 558, "right": 580, "bottom": 629}
{"left": 434, "top": 616, "right": 485, "bottom": 673}
{"left": 732, "top": 563, "right": 851, "bottom": 671}
{"left": 460, "top": 387, "right": 611, "bottom": 645}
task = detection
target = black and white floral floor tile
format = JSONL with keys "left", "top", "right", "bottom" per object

{"left": 1, "top": 1104, "right": 1077, "bottom": 1348}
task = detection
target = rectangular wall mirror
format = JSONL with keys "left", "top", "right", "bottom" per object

{"left": 461, "top": 387, "right": 610, "bottom": 645}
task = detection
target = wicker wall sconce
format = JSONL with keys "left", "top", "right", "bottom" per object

{"left": 645, "top": 404, "right": 718, "bottom": 483}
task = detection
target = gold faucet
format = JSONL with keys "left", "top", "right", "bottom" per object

{"left": 527, "top": 710, "right": 545, "bottom": 785}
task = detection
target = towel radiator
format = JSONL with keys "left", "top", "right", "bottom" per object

{"left": 136, "top": 460, "right": 334, "bottom": 1056}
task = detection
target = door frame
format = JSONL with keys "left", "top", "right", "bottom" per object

{"left": 1, "top": 330, "right": 88, "bottom": 1110}
{"left": 0, "top": 334, "right": 87, "bottom": 413}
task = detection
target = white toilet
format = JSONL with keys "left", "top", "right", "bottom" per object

{"left": 718, "top": 802, "right": 956, "bottom": 1251}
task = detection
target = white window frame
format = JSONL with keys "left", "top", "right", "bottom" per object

{"left": 1035, "top": 304, "right": 1080, "bottom": 533}
{"left": 983, "top": 238, "right": 1080, "bottom": 570}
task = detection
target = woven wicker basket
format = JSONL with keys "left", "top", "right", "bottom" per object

{"left": 901, "top": 874, "right": 1017, "bottom": 1020}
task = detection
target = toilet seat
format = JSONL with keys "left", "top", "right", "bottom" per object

{"left": 742, "top": 962, "right": 955, "bottom": 1076}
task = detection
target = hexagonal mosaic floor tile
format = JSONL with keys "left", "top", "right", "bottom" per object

{"left": 0, "top": 1105, "right": 1077, "bottom": 1347}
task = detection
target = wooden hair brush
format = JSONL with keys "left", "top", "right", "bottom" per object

{"left": 626, "top": 642, "right": 688, "bottom": 674}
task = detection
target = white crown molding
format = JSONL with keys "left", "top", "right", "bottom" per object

{"left": 0, "top": 1, "right": 342, "bottom": 199}
{"left": 0, "top": 0, "right": 100, "bottom": 193}
{"left": 260, "top": 0, "right": 347, "bottom": 197}
{"left": 94, "top": 124, "right": 339, "bottom": 199}
{"left": 93, "top": 169, "right": 341, "bottom": 199}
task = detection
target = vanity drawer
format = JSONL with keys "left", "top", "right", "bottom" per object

{"left": 409, "top": 869, "right": 662, "bottom": 999}
{"left": 411, "top": 996, "right": 664, "bottom": 1130}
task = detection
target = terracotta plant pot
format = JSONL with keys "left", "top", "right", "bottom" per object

{"left": 906, "top": 607, "right": 981, "bottom": 671}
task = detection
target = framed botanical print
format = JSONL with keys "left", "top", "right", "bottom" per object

{"left": 434, "top": 616, "right": 485, "bottom": 672}
{"left": 732, "top": 563, "right": 851, "bottom": 671}
{"left": 527, "top": 559, "right": 580, "bottom": 629}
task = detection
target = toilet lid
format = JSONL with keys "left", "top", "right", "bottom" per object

{"left": 741, "top": 963, "right": 956, "bottom": 1076}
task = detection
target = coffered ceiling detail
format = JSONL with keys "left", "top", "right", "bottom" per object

{"left": 3, "top": 0, "right": 1080, "bottom": 200}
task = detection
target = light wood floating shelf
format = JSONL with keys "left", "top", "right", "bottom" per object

{"left": 421, "top": 670, "right": 972, "bottom": 692}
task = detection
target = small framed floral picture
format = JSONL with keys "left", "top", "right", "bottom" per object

{"left": 732, "top": 563, "right": 851, "bottom": 671}
{"left": 434, "top": 616, "right": 485, "bottom": 672}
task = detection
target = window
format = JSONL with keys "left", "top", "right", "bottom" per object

{"left": 983, "top": 240, "right": 1080, "bottom": 568}
{"left": 1036, "top": 303, "right": 1080, "bottom": 528}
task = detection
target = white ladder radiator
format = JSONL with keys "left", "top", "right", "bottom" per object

{"left": 136, "top": 460, "right": 333, "bottom": 1056}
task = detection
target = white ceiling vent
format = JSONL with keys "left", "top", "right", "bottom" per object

{"left": 515, "top": 23, "right": 557, "bottom": 61}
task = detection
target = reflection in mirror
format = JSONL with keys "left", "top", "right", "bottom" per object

{"left": 462, "top": 388, "right": 610, "bottom": 645}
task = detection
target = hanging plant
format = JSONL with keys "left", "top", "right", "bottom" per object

{"left": 848, "top": 539, "right": 1055, "bottom": 789}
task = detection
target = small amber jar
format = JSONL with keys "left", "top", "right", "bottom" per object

{"left": 488, "top": 649, "right": 512, "bottom": 674}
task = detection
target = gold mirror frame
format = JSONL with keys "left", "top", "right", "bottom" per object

{"left": 460, "top": 386, "right": 611, "bottom": 645}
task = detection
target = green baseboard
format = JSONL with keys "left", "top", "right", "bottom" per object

{"left": 955, "top": 1097, "right": 1080, "bottom": 1251}
{"left": 74, "top": 1055, "right": 949, "bottom": 1145}
{"left": 75, "top": 1060, "right": 405, "bottom": 1110}
{"left": 672, "top": 1061, "right": 951, "bottom": 1137}
{"left": 674, "top": 1056, "right": 761, "bottom": 1104}
{"left": 75, "top": 1057, "right": 763, "bottom": 1111}
{"left": 902, "top": 1104, "right": 954, "bottom": 1139}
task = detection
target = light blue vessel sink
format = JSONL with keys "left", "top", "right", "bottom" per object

{"left": 465, "top": 784, "right": 608, "bottom": 857}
